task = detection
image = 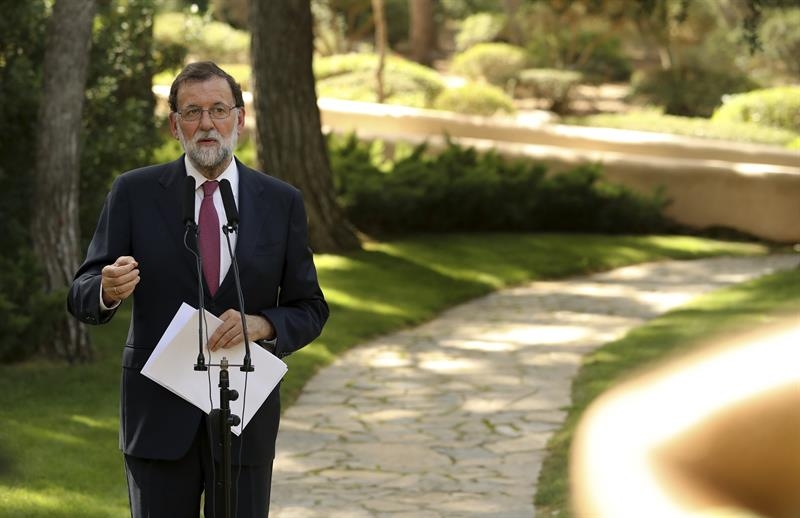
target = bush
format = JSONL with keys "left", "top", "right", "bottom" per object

{"left": 154, "top": 11, "right": 250, "bottom": 64}
{"left": 331, "top": 136, "right": 670, "bottom": 236}
{"left": 450, "top": 43, "right": 527, "bottom": 88}
{"left": 432, "top": 83, "right": 516, "bottom": 116}
{"left": 712, "top": 86, "right": 800, "bottom": 134}
{"left": 315, "top": 53, "right": 445, "bottom": 107}
{"left": 455, "top": 12, "right": 505, "bottom": 51}
{"left": 526, "top": 30, "right": 631, "bottom": 83}
{"left": 517, "top": 68, "right": 582, "bottom": 113}
{"left": 630, "top": 65, "right": 757, "bottom": 117}
{"left": 759, "top": 8, "right": 800, "bottom": 78}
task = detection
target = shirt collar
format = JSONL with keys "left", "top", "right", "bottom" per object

{"left": 184, "top": 155, "right": 239, "bottom": 198}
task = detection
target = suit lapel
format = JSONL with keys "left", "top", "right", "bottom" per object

{"left": 154, "top": 157, "right": 201, "bottom": 291}
{"left": 215, "top": 161, "right": 269, "bottom": 299}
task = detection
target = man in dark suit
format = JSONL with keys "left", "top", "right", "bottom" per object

{"left": 68, "top": 61, "right": 328, "bottom": 517}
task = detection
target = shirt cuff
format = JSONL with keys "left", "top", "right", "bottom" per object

{"left": 99, "top": 282, "right": 121, "bottom": 312}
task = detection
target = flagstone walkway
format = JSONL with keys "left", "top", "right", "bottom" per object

{"left": 271, "top": 254, "right": 798, "bottom": 518}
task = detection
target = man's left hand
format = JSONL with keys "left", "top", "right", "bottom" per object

{"left": 207, "top": 310, "right": 275, "bottom": 351}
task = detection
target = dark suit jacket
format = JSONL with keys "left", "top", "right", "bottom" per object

{"left": 68, "top": 156, "right": 328, "bottom": 465}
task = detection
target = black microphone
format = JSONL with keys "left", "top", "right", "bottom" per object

{"left": 218, "top": 178, "right": 239, "bottom": 229}
{"left": 183, "top": 176, "right": 196, "bottom": 228}
{"left": 181, "top": 175, "right": 207, "bottom": 371}
{"left": 218, "top": 178, "right": 253, "bottom": 372}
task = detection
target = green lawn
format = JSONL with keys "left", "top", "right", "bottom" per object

{"left": 534, "top": 261, "right": 800, "bottom": 517}
{"left": 0, "top": 233, "right": 774, "bottom": 517}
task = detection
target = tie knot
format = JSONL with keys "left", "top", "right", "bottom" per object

{"left": 202, "top": 180, "right": 218, "bottom": 198}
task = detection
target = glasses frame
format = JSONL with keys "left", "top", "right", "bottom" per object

{"left": 175, "top": 103, "right": 239, "bottom": 122}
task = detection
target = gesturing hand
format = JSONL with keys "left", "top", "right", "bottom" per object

{"left": 101, "top": 256, "right": 140, "bottom": 306}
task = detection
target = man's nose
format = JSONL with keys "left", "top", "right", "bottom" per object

{"left": 198, "top": 109, "right": 215, "bottom": 130}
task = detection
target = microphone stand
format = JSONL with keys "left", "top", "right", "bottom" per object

{"left": 211, "top": 216, "right": 254, "bottom": 518}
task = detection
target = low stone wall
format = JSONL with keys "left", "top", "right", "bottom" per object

{"left": 318, "top": 99, "right": 800, "bottom": 243}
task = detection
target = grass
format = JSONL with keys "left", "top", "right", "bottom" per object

{"left": 0, "top": 233, "right": 774, "bottom": 517}
{"left": 533, "top": 262, "right": 800, "bottom": 517}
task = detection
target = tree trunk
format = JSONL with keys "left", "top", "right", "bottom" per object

{"left": 32, "top": 0, "right": 96, "bottom": 362}
{"left": 249, "top": 0, "right": 361, "bottom": 253}
{"left": 409, "top": 0, "right": 436, "bottom": 66}
{"left": 372, "top": 0, "right": 388, "bottom": 103}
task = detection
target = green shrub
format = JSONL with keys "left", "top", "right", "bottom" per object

{"left": 154, "top": 11, "right": 250, "bottom": 64}
{"left": 314, "top": 53, "right": 445, "bottom": 106}
{"left": 432, "top": 83, "right": 516, "bottom": 116}
{"left": 450, "top": 43, "right": 527, "bottom": 87}
{"left": 631, "top": 65, "right": 757, "bottom": 117}
{"left": 759, "top": 8, "right": 800, "bottom": 78}
{"left": 0, "top": 251, "right": 63, "bottom": 362}
{"left": 331, "top": 136, "right": 670, "bottom": 235}
{"left": 526, "top": 30, "right": 631, "bottom": 83}
{"left": 517, "top": 68, "right": 583, "bottom": 113}
{"left": 455, "top": 12, "right": 505, "bottom": 51}
{"left": 712, "top": 86, "right": 800, "bottom": 134}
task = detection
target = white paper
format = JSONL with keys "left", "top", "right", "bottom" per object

{"left": 142, "top": 303, "right": 288, "bottom": 435}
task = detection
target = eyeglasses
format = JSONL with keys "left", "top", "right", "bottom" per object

{"left": 176, "top": 103, "right": 238, "bottom": 122}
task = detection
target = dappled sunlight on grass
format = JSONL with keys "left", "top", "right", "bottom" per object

{"left": 323, "top": 287, "right": 410, "bottom": 317}
{"left": 69, "top": 415, "right": 117, "bottom": 432}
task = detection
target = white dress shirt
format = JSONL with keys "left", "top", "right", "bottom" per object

{"left": 184, "top": 155, "right": 239, "bottom": 287}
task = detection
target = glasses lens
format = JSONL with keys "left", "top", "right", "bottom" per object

{"left": 179, "top": 105, "right": 232, "bottom": 121}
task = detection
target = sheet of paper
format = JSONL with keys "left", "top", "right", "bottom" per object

{"left": 142, "top": 303, "right": 288, "bottom": 435}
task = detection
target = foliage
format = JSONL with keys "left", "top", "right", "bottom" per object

{"left": 331, "top": 135, "right": 671, "bottom": 236}
{"left": 712, "top": 86, "right": 800, "bottom": 134}
{"left": 757, "top": 7, "right": 800, "bottom": 78}
{"left": 525, "top": 29, "right": 632, "bottom": 83}
{"left": 314, "top": 53, "right": 445, "bottom": 106}
{"left": 81, "top": 0, "right": 166, "bottom": 243}
{"left": 630, "top": 64, "right": 758, "bottom": 118}
{"left": 0, "top": 1, "right": 59, "bottom": 363}
{"left": 566, "top": 108, "right": 800, "bottom": 148}
{"left": 516, "top": 68, "right": 583, "bottom": 113}
{"left": 432, "top": 83, "right": 516, "bottom": 116}
{"left": 153, "top": 11, "right": 250, "bottom": 64}
{"left": 449, "top": 42, "right": 528, "bottom": 88}
{"left": 535, "top": 267, "right": 800, "bottom": 516}
{"left": 454, "top": 12, "right": 506, "bottom": 51}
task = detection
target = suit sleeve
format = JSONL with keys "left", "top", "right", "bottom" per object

{"left": 260, "top": 189, "right": 329, "bottom": 357}
{"left": 67, "top": 175, "right": 131, "bottom": 325}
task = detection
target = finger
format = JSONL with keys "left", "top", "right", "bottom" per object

{"left": 115, "top": 256, "right": 138, "bottom": 267}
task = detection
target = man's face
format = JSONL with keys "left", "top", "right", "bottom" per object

{"left": 169, "top": 76, "right": 246, "bottom": 178}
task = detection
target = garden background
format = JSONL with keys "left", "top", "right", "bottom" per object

{"left": 1, "top": 0, "right": 798, "bottom": 516}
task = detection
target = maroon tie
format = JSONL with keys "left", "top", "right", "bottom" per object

{"left": 199, "top": 180, "right": 220, "bottom": 296}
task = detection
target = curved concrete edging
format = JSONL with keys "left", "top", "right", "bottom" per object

{"left": 316, "top": 98, "right": 800, "bottom": 243}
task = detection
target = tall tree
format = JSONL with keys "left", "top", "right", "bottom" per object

{"left": 372, "top": 0, "right": 388, "bottom": 103}
{"left": 249, "top": 0, "right": 361, "bottom": 253}
{"left": 409, "top": 0, "right": 436, "bottom": 66}
{"left": 31, "top": 0, "right": 96, "bottom": 362}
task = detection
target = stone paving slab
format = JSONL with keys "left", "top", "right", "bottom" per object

{"left": 271, "top": 255, "right": 798, "bottom": 517}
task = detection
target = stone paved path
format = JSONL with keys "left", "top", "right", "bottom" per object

{"left": 271, "top": 255, "right": 798, "bottom": 518}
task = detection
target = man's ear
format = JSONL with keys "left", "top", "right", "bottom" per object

{"left": 236, "top": 106, "right": 246, "bottom": 133}
{"left": 168, "top": 112, "right": 179, "bottom": 140}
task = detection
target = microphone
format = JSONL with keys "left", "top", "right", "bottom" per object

{"left": 218, "top": 178, "right": 254, "bottom": 372}
{"left": 218, "top": 178, "right": 239, "bottom": 230}
{"left": 181, "top": 175, "right": 207, "bottom": 371}
{"left": 183, "top": 176, "right": 196, "bottom": 229}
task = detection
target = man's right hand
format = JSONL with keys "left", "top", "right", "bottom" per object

{"left": 101, "top": 256, "right": 140, "bottom": 306}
